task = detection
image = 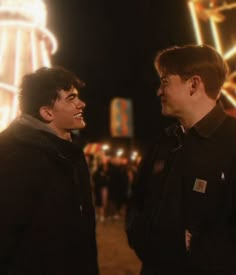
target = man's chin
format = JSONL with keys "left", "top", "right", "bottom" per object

{"left": 161, "top": 108, "right": 173, "bottom": 117}
{"left": 78, "top": 121, "right": 86, "bottom": 129}
{"left": 161, "top": 107, "right": 169, "bottom": 116}
{"left": 72, "top": 121, "right": 86, "bottom": 130}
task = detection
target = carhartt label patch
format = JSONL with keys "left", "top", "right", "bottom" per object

{"left": 193, "top": 178, "right": 207, "bottom": 193}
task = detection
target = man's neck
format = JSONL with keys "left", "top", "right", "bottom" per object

{"left": 55, "top": 131, "right": 72, "bottom": 142}
{"left": 47, "top": 124, "right": 72, "bottom": 142}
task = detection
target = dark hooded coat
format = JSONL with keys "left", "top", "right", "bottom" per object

{"left": 0, "top": 120, "right": 98, "bottom": 275}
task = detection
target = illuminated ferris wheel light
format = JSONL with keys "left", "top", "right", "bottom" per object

{"left": 31, "top": 30, "right": 38, "bottom": 71}
{"left": 188, "top": 0, "right": 236, "bottom": 106}
{"left": 0, "top": 20, "right": 58, "bottom": 54}
{"left": 0, "top": 29, "right": 7, "bottom": 75}
{"left": 0, "top": 0, "right": 58, "bottom": 131}
{"left": 209, "top": 18, "right": 222, "bottom": 54}
{"left": 0, "top": 0, "right": 47, "bottom": 26}
{"left": 40, "top": 40, "right": 51, "bottom": 67}
{"left": 0, "top": 82, "right": 18, "bottom": 93}
{"left": 14, "top": 30, "right": 22, "bottom": 85}
{"left": 224, "top": 46, "right": 236, "bottom": 61}
{"left": 221, "top": 89, "right": 236, "bottom": 108}
{"left": 188, "top": 1, "right": 203, "bottom": 44}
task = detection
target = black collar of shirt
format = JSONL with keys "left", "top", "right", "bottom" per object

{"left": 191, "top": 101, "right": 226, "bottom": 138}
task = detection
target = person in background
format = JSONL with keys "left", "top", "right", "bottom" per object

{"left": 0, "top": 67, "right": 99, "bottom": 275}
{"left": 93, "top": 162, "right": 109, "bottom": 222}
{"left": 126, "top": 44, "right": 236, "bottom": 275}
{"left": 108, "top": 157, "right": 129, "bottom": 220}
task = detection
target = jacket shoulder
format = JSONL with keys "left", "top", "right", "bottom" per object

{"left": 218, "top": 115, "right": 236, "bottom": 143}
{"left": 224, "top": 115, "right": 236, "bottom": 131}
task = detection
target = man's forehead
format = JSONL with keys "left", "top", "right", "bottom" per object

{"left": 160, "top": 74, "right": 180, "bottom": 79}
{"left": 59, "top": 87, "right": 79, "bottom": 94}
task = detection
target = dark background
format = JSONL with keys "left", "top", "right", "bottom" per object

{"left": 46, "top": 0, "right": 197, "bottom": 152}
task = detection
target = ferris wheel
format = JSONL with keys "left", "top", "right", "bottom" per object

{"left": 188, "top": 0, "right": 236, "bottom": 108}
{"left": 0, "top": 0, "right": 57, "bottom": 131}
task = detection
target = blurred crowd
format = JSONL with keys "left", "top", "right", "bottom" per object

{"left": 85, "top": 153, "right": 139, "bottom": 223}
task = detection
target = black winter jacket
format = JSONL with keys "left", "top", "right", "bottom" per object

{"left": 126, "top": 105, "right": 236, "bottom": 272}
{"left": 0, "top": 121, "right": 98, "bottom": 275}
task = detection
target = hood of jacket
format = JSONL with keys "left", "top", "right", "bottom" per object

{"left": 0, "top": 114, "right": 83, "bottom": 163}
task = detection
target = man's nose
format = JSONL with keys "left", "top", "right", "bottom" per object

{"left": 77, "top": 99, "right": 86, "bottom": 108}
{"left": 157, "top": 87, "right": 163, "bottom": 96}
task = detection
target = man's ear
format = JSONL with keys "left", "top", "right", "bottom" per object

{"left": 190, "top": 76, "right": 201, "bottom": 96}
{"left": 39, "top": 106, "right": 54, "bottom": 122}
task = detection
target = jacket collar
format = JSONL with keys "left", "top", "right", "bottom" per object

{"left": 192, "top": 101, "right": 226, "bottom": 138}
{"left": 14, "top": 114, "right": 56, "bottom": 135}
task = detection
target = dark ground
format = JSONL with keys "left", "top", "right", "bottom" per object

{"left": 96, "top": 215, "right": 142, "bottom": 275}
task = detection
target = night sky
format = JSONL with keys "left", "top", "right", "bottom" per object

{"left": 46, "top": 0, "right": 195, "bottom": 151}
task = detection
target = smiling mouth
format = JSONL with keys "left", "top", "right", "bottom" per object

{"left": 74, "top": 112, "right": 83, "bottom": 118}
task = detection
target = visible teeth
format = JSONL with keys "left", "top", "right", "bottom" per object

{"left": 74, "top": 113, "right": 82, "bottom": 118}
